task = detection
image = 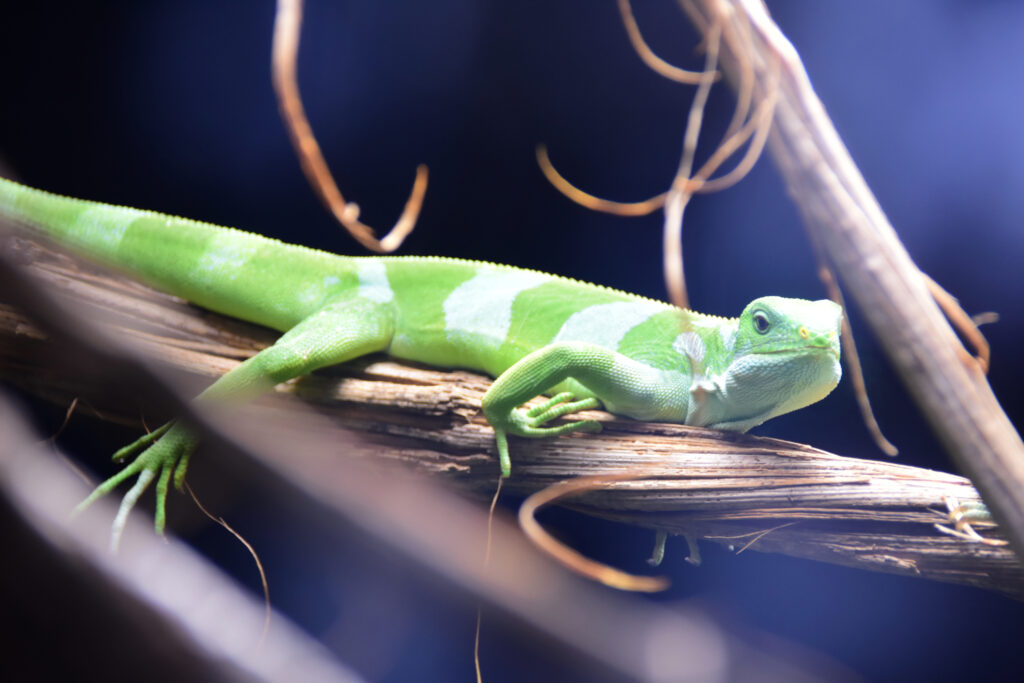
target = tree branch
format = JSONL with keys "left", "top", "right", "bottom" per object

{"left": 2, "top": 232, "right": 1021, "bottom": 598}
{"left": 674, "top": 0, "right": 1024, "bottom": 559}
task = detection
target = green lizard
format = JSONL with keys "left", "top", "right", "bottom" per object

{"left": 0, "top": 176, "right": 843, "bottom": 534}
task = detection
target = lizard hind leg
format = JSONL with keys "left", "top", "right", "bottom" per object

{"left": 77, "top": 293, "right": 396, "bottom": 549}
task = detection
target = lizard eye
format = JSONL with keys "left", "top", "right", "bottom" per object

{"left": 752, "top": 310, "right": 771, "bottom": 334}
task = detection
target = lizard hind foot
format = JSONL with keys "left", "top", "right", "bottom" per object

{"left": 74, "top": 423, "right": 197, "bottom": 550}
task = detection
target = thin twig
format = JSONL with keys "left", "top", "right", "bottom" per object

{"left": 687, "top": 59, "right": 775, "bottom": 193}
{"left": 537, "top": 6, "right": 778, "bottom": 311}
{"left": 185, "top": 481, "right": 272, "bottom": 646}
{"left": 474, "top": 475, "right": 502, "bottom": 683}
{"left": 808, "top": 232, "right": 899, "bottom": 456}
{"left": 520, "top": 473, "right": 670, "bottom": 593}
{"left": 535, "top": 145, "right": 667, "bottom": 217}
{"left": 616, "top": 0, "right": 711, "bottom": 85}
{"left": 272, "top": 0, "right": 428, "bottom": 252}
{"left": 921, "top": 272, "right": 991, "bottom": 374}
{"left": 662, "top": 20, "right": 721, "bottom": 309}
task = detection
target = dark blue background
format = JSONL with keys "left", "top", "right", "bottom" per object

{"left": 2, "top": 2, "right": 1022, "bottom": 681}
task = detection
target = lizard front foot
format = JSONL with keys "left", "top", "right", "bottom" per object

{"left": 487, "top": 392, "right": 603, "bottom": 477}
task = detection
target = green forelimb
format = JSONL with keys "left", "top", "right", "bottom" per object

{"left": 481, "top": 342, "right": 688, "bottom": 477}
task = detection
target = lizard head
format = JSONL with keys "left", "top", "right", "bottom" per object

{"left": 735, "top": 296, "right": 842, "bottom": 360}
{"left": 712, "top": 296, "right": 843, "bottom": 431}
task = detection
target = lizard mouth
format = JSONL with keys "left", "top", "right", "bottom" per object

{"left": 754, "top": 344, "right": 840, "bottom": 360}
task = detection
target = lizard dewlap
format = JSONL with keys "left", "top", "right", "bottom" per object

{"left": 0, "top": 176, "right": 842, "bottom": 532}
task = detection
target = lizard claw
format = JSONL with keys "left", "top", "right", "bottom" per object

{"left": 510, "top": 392, "right": 602, "bottom": 436}
{"left": 524, "top": 392, "right": 601, "bottom": 425}
{"left": 933, "top": 495, "right": 1007, "bottom": 546}
{"left": 112, "top": 423, "right": 171, "bottom": 463}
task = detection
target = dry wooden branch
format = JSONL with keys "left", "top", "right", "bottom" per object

{"left": 676, "top": 0, "right": 1024, "bottom": 557}
{"left": 1, "top": 235, "right": 1021, "bottom": 599}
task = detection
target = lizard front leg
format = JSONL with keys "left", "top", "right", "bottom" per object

{"left": 482, "top": 342, "right": 690, "bottom": 477}
{"left": 78, "top": 295, "right": 394, "bottom": 546}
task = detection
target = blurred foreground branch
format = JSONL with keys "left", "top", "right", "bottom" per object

{"left": 0, "top": 393, "right": 363, "bottom": 682}
{"left": 2, "top": 233, "right": 1022, "bottom": 600}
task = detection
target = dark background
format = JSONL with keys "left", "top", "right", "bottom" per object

{"left": 2, "top": 1, "right": 1022, "bottom": 681}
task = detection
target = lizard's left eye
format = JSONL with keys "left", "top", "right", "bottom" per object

{"left": 753, "top": 311, "right": 771, "bottom": 334}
